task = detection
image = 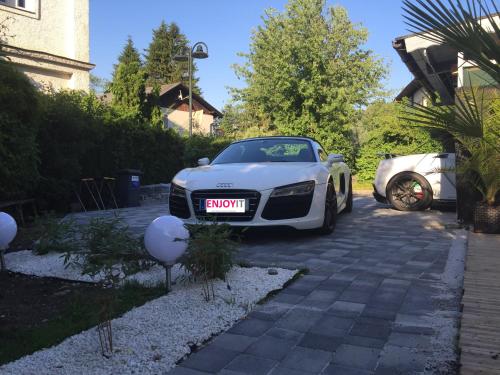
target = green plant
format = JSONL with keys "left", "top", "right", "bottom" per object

{"left": 0, "top": 61, "right": 40, "bottom": 200}
{"left": 33, "top": 215, "right": 79, "bottom": 255}
{"left": 355, "top": 101, "right": 444, "bottom": 182}
{"left": 402, "top": 0, "right": 499, "bottom": 84}
{"left": 182, "top": 135, "right": 232, "bottom": 167}
{"left": 401, "top": 0, "right": 500, "bottom": 214}
{"left": 64, "top": 216, "right": 155, "bottom": 285}
{"left": 180, "top": 222, "right": 238, "bottom": 301}
{"left": 230, "top": 0, "right": 387, "bottom": 167}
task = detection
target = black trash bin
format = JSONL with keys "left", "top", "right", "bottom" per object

{"left": 116, "top": 169, "right": 143, "bottom": 207}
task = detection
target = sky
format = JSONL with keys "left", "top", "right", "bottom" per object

{"left": 90, "top": 0, "right": 414, "bottom": 111}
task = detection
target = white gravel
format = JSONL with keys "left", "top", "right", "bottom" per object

{"left": 4, "top": 250, "right": 186, "bottom": 285}
{"left": 0, "top": 265, "right": 296, "bottom": 375}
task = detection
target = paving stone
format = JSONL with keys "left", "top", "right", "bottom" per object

{"left": 271, "top": 292, "right": 305, "bottom": 304}
{"left": 309, "top": 315, "right": 354, "bottom": 337}
{"left": 180, "top": 345, "right": 239, "bottom": 373}
{"left": 225, "top": 354, "right": 277, "bottom": 374}
{"left": 323, "top": 364, "right": 375, "bottom": 374}
{"left": 249, "top": 302, "right": 291, "bottom": 321}
{"left": 298, "top": 332, "right": 343, "bottom": 352}
{"left": 266, "top": 327, "right": 303, "bottom": 341}
{"left": 387, "top": 332, "right": 432, "bottom": 349}
{"left": 212, "top": 333, "right": 257, "bottom": 352}
{"left": 245, "top": 335, "right": 296, "bottom": 360}
{"left": 376, "top": 345, "right": 428, "bottom": 374}
{"left": 168, "top": 367, "right": 211, "bottom": 375}
{"left": 328, "top": 301, "right": 365, "bottom": 318}
{"left": 331, "top": 344, "right": 381, "bottom": 371}
{"left": 280, "top": 346, "right": 332, "bottom": 373}
{"left": 269, "top": 366, "right": 315, "bottom": 375}
{"left": 360, "top": 307, "right": 397, "bottom": 321}
{"left": 338, "top": 290, "right": 373, "bottom": 304}
{"left": 350, "top": 318, "right": 392, "bottom": 340}
{"left": 276, "top": 308, "right": 323, "bottom": 332}
{"left": 344, "top": 335, "right": 386, "bottom": 349}
{"left": 228, "top": 318, "right": 274, "bottom": 337}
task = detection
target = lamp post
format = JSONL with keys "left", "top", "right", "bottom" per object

{"left": 173, "top": 42, "right": 209, "bottom": 137}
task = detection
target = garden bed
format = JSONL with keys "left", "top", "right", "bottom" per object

{"left": 0, "top": 266, "right": 296, "bottom": 374}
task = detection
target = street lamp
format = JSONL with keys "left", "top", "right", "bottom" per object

{"left": 173, "top": 42, "right": 209, "bottom": 137}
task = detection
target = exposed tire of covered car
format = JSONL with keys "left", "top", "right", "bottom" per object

{"left": 318, "top": 180, "right": 337, "bottom": 234}
{"left": 343, "top": 175, "right": 353, "bottom": 213}
{"left": 386, "top": 171, "right": 433, "bottom": 211}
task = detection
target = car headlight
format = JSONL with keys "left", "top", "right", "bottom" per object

{"left": 270, "top": 181, "right": 315, "bottom": 197}
{"left": 170, "top": 182, "right": 186, "bottom": 197}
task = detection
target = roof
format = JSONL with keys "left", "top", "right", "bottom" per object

{"left": 395, "top": 79, "right": 424, "bottom": 102}
{"left": 146, "top": 82, "right": 222, "bottom": 117}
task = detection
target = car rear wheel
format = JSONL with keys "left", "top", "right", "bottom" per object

{"left": 387, "top": 172, "right": 433, "bottom": 211}
{"left": 343, "top": 175, "right": 353, "bottom": 213}
{"left": 318, "top": 180, "right": 337, "bottom": 234}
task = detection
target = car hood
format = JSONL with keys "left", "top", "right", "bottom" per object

{"left": 173, "top": 162, "right": 323, "bottom": 191}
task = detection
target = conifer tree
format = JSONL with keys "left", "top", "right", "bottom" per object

{"left": 144, "top": 21, "right": 199, "bottom": 91}
{"left": 109, "top": 37, "right": 147, "bottom": 120}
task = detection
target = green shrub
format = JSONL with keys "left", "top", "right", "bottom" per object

{"left": 183, "top": 135, "right": 232, "bottom": 167}
{"left": 355, "top": 101, "right": 444, "bottom": 182}
{"left": 180, "top": 222, "right": 238, "bottom": 301}
{"left": 0, "top": 62, "right": 40, "bottom": 200}
{"left": 181, "top": 223, "right": 238, "bottom": 280}
{"left": 70, "top": 216, "right": 155, "bottom": 284}
{"left": 33, "top": 215, "right": 79, "bottom": 255}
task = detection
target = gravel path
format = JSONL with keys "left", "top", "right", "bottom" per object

{"left": 0, "top": 266, "right": 296, "bottom": 375}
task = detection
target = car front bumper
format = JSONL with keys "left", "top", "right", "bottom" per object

{"left": 169, "top": 184, "right": 328, "bottom": 230}
{"left": 372, "top": 184, "right": 387, "bottom": 204}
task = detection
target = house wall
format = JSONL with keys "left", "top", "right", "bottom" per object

{"left": 166, "top": 109, "right": 215, "bottom": 135}
{"left": 0, "top": 0, "right": 92, "bottom": 91}
{"left": 411, "top": 87, "right": 429, "bottom": 106}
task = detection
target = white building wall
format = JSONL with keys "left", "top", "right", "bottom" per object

{"left": 0, "top": 0, "right": 92, "bottom": 91}
{"left": 167, "top": 110, "right": 215, "bottom": 135}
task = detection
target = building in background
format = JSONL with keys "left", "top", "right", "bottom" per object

{"left": 393, "top": 13, "right": 499, "bottom": 105}
{"left": 150, "top": 82, "right": 223, "bottom": 135}
{"left": 0, "top": 0, "right": 94, "bottom": 91}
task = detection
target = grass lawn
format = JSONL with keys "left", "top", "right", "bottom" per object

{"left": 0, "top": 272, "right": 165, "bottom": 365}
{"left": 352, "top": 177, "right": 373, "bottom": 191}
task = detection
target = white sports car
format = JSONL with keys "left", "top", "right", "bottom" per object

{"left": 169, "top": 136, "right": 352, "bottom": 234}
{"left": 373, "top": 153, "right": 456, "bottom": 211}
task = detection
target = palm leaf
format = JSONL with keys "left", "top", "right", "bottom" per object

{"left": 402, "top": 0, "right": 500, "bottom": 84}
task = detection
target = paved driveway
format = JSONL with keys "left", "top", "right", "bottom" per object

{"left": 172, "top": 196, "right": 464, "bottom": 375}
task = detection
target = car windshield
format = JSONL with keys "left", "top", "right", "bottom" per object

{"left": 212, "top": 139, "right": 316, "bottom": 164}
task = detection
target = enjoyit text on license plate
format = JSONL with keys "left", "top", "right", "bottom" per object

{"left": 205, "top": 199, "right": 246, "bottom": 213}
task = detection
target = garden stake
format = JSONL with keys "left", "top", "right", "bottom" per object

{"left": 0, "top": 247, "right": 5, "bottom": 272}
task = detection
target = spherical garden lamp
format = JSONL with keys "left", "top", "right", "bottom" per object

{"left": 0, "top": 212, "right": 17, "bottom": 271}
{"left": 144, "top": 216, "right": 189, "bottom": 292}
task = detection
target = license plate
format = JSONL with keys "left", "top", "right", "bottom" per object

{"left": 203, "top": 199, "right": 246, "bottom": 213}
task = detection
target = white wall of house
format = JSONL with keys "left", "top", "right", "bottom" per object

{"left": 0, "top": 0, "right": 93, "bottom": 91}
{"left": 166, "top": 109, "right": 215, "bottom": 135}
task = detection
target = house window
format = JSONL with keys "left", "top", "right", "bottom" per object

{"left": 462, "top": 67, "right": 496, "bottom": 88}
{"left": 17, "top": 0, "right": 25, "bottom": 7}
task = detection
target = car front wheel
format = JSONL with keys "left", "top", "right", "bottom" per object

{"left": 387, "top": 172, "right": 433, "bottom": 211}
{"left": 318, "top": 180, "right": 337, "bottom": 234}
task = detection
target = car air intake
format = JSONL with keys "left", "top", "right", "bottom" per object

{"left": 169, "top": 183, "right": 190, "bottom": 219}
{"left": 191, "top": 190, "right": 261, "bottom": 222}
{"left": 261, "top": 192, "right": 314, "bottom": 220}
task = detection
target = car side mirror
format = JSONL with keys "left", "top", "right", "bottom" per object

{"left": 198, "top": 157, "right": 210, "bottom": 166}
{"left": 327, "top": 154, "right": 344, "bottom": 164}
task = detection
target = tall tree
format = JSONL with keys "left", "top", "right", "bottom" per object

{"left": 109, "top": 37, "right": 147, "bottom": 120}
{"left": 144, "top": 21, "right": 199, "bottom": 91}
{"left": 231, "top": 0, "right": 386, "bottom": 166}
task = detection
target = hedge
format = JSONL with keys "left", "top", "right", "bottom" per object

{"left": 0, "top": 63, "right": 229, "bottom": 212}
